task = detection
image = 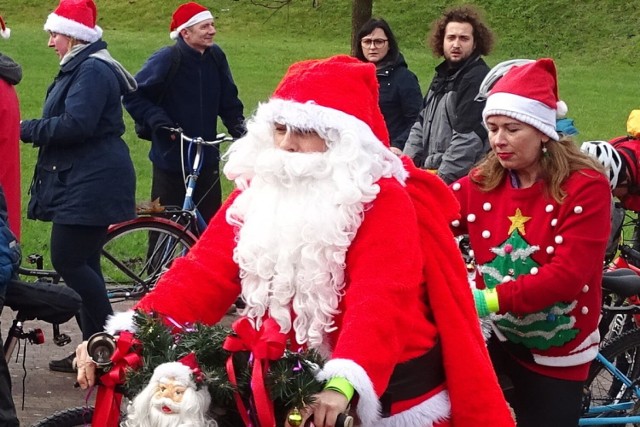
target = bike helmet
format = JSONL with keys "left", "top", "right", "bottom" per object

{"left": 475, "top": 59, "right": 535, "bottom": 102}
{"left": 580, "top": 140, "right": 623, "bottom": 189}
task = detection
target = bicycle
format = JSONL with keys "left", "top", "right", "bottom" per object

{"left": 99, "top": 128, "right": 234, "bottom": 304}
{"left": 2, "top": 277, "right": 81, "bottom": 411}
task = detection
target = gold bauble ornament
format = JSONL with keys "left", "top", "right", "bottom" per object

{"left": 287, "top": 408, "right": 303, "bottom": 427}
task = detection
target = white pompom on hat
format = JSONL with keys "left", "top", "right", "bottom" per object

{"left": 0, "top": 16, "right": 10, "bottom": 39}
{"left": 483, "top": 58, "right": 568, "bottom": 141}
{"left": 169, "top": 2, "right": 213, "bottom": 40}
{"left": 43, "top": 0, "right": 103, "bottom": 43}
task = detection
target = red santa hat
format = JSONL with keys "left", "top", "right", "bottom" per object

{"left": 483, "top": 58, "right": 568, "bottom": 141}
{"left": 170, "top": 2, "right": 213, "bottom": 40}
{"left": 150, "top": 352, "right": 205, "bottom": 389}
{"left": 44, "top": 0, "right": 103, "bottom": 43}
{"left": 256, "top": 55, "right": 391, "bottom": 148}
{"left": 0, "top": 16, "right": 10, "bottom": 39}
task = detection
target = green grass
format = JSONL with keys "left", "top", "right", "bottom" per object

{"left": 1, "top": 0, "right": 639, "bottom": 261}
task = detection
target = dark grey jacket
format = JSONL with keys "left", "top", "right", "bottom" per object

{"left": 403, "top": 54, "right": 489, "bottom": 184}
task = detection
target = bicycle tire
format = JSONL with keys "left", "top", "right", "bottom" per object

{"left": 101, "top": 218, "right": 197, "bottom": 303}
{"left": 583, "top": 328, "right": 640, "bottom": 424}
{"left": 31, "top": 406, "right": 95, "bottom": 427}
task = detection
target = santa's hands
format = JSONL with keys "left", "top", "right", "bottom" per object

{"left": 75, "top": 341, "right": 98, "bottom": 389}
{"left": 290, "top": 389, "right": 349, "bottom": 427}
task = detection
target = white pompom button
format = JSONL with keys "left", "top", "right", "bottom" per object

{"left": 482, "top": 230, "right": 491, "bottom": 238}
{"left": 483, "top": 202, "right": 492, "bottom": 211}
{"left": 452, "top": 220, "right": 460, "bottom": 227}
{"left": 555, "top": 236, "right": 564, "bottom": 244}
{"left": 551, "top": 219, "right": 558, "bottom": 227}
{"left": 581, "top": 306, "right": 589, "bottom": 315}
{"left": 452, "top": 183, "right": 461, "bottom": 191}
{"left": 545, "top": 204, "right": 554, "bottom": 213}
{"left": 530, "top": 267, "right": 539, "bottom": 275}
{"left": 467, "top": 214, "right": 476, "bottom": 222}
{"left": 546, "top": 246, "right": 555, "bottom": 254}
{"left": 582, "top": 285, "right": 589, "bottom": 293}
{"left": 574, "top": 206, "right": 583, "bottom": 214}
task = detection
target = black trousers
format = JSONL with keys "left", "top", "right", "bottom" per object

{"left": 151, "top": 164, "right": 222, "bottom": 225}
{"left": 0, "top": 285, "right": 19, "bottom": 426}
{"left": 50, "top": 224, "right": 112, "bottom": 340}
{"left": 489, "top": 337, "right": 585, "bottom": 427}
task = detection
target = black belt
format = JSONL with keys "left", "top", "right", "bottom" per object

{"left": 379, "top": 339, "right": 445, "bottom": 417}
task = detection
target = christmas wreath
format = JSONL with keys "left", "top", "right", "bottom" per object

{"left": 123, "top": 311, "right": 326, "bottom": 426}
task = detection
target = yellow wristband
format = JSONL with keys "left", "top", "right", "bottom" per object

{"left": 324, "top": 377, "right": 355, "bottom": 401}
{"left": 485, "top": 288, "right": 500, "bottom": 313}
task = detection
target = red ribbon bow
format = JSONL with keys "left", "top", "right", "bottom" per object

{"left": 223, "top": 317, "right": 287, "bottom": 427}
{"left": 93, "top": 331, "right": 143, "bottom": 427}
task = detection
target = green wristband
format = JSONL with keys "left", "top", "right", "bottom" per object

{"left": 485, "top": 288, "right": 500, "bottom": 313}
{"left": 324, "top": 377, "right": 355, "bottom": 401}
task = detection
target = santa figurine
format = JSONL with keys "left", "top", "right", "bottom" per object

{"left": 123, "top": 353, "right": 216, "bottom": 427}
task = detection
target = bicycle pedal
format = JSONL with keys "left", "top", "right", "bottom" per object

{"left": 53, "top": 333, "right": 72, "bottom": 347}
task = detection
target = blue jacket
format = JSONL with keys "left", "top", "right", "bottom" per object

{"left": 21, "top": 40, "right": 137, "bottom": 226}
{"left": 123, "top": 38, "right": 245, "bottom": 172}
{"left": 376, "top": 54, "right": 422, "bottom": 150}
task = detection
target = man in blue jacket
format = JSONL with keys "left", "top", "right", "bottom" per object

{"left": 124, "top": 2, "right": 245, "bottom": 223}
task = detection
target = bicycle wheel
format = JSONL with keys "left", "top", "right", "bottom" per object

{"left": 101, "top": 218, "right": 197, "bottom": 303}
{"left": 583, "top": 328, "right": 640, "bottom": 423}
{"left": 31, "top": 406, "right": 95, "bottom": 427}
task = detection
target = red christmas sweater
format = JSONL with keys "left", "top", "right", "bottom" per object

{"left": 451, "top": 169, "right": 611, "bottom": 381}
{"left": 135, "top": 164, "right": 514, "bottom": 427}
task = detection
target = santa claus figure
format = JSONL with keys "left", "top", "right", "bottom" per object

{"left": 123, "top": 354, "right": 216, "bottom": 427}
{"left": 80, "top": 55, "right": 515, "bottom": 427}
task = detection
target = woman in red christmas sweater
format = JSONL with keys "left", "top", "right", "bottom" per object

{"left": 451, "top": 58, "right": 611, "bottom": 427}
{"left": 75, "top": 55, "right": 514, "bottom": 427}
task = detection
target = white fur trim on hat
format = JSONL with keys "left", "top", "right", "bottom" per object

{"left": 255, "top": 98, "right": 408, "bottom": 184}
{"left": 151, "top": 361, "right": 196, "bottom": 388}
{"left": 170, "top": 10, "right": 213, "bottom": 40}
{"left": 483, "top": 92, "right": 559, "bottom": 140}
{"left": 44, "top": 13, "right": 102, "bottom": 43}
{"left": 0, "top": 28, "right": 10, "bottom": 39}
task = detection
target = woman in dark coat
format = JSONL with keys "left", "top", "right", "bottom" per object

{"left": 20, "top": 0, "right": 136, "bottom": 372}
{"left": 355, "top": 18, "right": 423, "bottom": 152}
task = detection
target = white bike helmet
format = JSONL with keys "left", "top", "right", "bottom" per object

{"left": 475, "top": 59, "right": 535, "bottom": 102}
{"left": 580, "top": 140, "right": 623, "bottom": 189}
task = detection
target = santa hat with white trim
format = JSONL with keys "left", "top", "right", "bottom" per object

{"left": 44, "top": 0, "right": 102, "bottom": 43}
{"left": 150, "top": 352, "right": 205, "bottom": 389}
{"left": 261, "top": 55, "right": 390, "bottom": 148}
{"left": 0, "top": 16, "right": 11, "bottom": 39}
{"left": 169, "top": 2, "right": 213, "bottom": 40}
{"left": 483, "top": 58, "right": 568, "bottom": 141}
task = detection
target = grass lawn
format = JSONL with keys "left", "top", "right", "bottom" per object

{"left": 1, "top": 0, "right": 638, "bottom": 262}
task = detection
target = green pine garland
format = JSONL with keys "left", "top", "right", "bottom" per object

{"left": 123, "top": 312, "right": 325, "bottom": 425}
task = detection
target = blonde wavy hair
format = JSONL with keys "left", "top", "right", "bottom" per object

{"left": 470, "top": 136, "right": 605, "bottom": 203}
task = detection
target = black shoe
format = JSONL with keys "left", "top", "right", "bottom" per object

{"left": 49, "top": 353, "right": 76, "bottom": 373}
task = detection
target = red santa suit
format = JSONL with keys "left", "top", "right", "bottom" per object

{"left": 0, "top": 46, "right": 22, "bottom": 239}
{"left": 119, "top": 55, "right": 514, "bottom": 427}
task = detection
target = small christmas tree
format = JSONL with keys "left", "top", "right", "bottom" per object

{"left": 478, "top": 209, "right": 579, "bottom": 350}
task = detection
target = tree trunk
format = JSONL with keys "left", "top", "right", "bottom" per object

{"left": 351, "top": 0, "right": 373, "bottom": 55}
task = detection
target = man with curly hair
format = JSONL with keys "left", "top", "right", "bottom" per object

{"left": 402, "top": 5, "right": 494, "bottom": 184}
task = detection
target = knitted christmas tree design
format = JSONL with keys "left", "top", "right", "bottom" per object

{"left": 479, "top": 214, "right": 579, "bottom": 350}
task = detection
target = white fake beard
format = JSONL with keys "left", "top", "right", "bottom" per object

{"left": 124, "top": 383, "right": 215, "bottom": 427}
{"left": 224, "top": 124, "right": 385, "bottom": 348}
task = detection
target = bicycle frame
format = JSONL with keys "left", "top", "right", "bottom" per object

{"left": 580, "top": 351, "right": 640, "bottom": 425}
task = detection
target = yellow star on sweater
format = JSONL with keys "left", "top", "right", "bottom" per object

{"left": 508, "top": 208, "right": 531, "bottom": 235}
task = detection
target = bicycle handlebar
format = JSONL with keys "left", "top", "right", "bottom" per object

{"left": 161, "top": 126, "right": 234, "bottom": 146}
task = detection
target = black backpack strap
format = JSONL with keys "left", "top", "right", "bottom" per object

{"left": 156, "top": 44, "right": 182, "bottom": 105}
